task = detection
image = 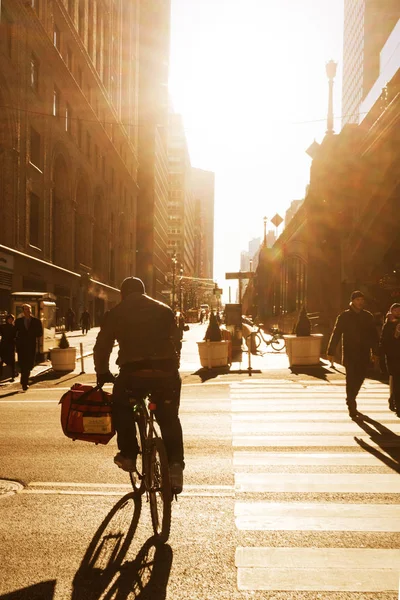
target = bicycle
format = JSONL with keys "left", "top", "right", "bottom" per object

{"left": 125, "top": 370, "right": 173, "bottom": 544}
{"left": 252, "top": 324, "right": 286, "bottom": 352}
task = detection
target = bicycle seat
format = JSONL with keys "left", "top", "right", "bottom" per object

{"left": 130, "top": 369, "right": 172, "bottom": 379}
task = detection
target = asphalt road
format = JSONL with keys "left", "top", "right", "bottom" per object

{"left": 1, "top": 323, "right": 399, "bottom": 599}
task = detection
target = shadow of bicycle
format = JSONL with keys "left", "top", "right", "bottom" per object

{"left": 72, "top": 492, "right": 172, "bottom": 600}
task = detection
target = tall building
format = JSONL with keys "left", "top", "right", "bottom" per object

{"left": 342, "top": 0, "right": 400, "bottom": 125}
{"left": 0, "top": 0, "right": 141, "bottom": 322}
{"left": 167, "top": 113, "right": 196, "bottom": 276}
{"left": 192, "top": 167, "right": 215, "bottom": 281}
{"left": 136, "top": 0, "right": 171, "bottom": 300}
{"left": 285, "top": 199, "right": 303, "bottom": 228}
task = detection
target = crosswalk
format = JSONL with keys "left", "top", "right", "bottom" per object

{"left": 232, "top": 379, "right": 400, "bottom": 595}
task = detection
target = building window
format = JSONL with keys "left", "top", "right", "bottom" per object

{"left": 52, "top": 87, "right": 59, "bottom": 117}
{"left": 30, "top": 127, "right": 41, "bottom": 168}
{"left": 2, "top": 11, "right": 12, "bottom": 58}
{"left": 78, "top": 0, "right": 84, "bottom": 38}
{"left": 77, "top": 119, "right": 82, "bottom": 148}
{"left": 30, "top": 55, "right": 39, "bottom": 92}
{"left": 86, "top": 132, "right": 91, "bottom": 160}
{"left": 29, "top": 192, "right": 40, "bottom": 248}
{"left": 53, "top": 24, "right": 60, "bottom": 51}
{"left": 77, "top": 66, "right": 83, "bottom": 88}
{"left": 65, "top": 103, "right": 72, "bottom": 134}
{"left": 66, "top": 46, "right": 72, "bottom": 70}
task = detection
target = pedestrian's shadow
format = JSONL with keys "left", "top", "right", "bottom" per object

{"left": 193, "top": 366, "right": 230, "bottom": 382}
{"left": 289, "top": 364, "right": 331, "bottom": 381}
{"left": 354, "top": 414, "right": 400, "bottom": 474}
{"left": 72, "top": 492, "right": 142, "bottom": 600}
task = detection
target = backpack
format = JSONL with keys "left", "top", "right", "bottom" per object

{"left": 59, "top": 383, "right": 115, "bottom": 445}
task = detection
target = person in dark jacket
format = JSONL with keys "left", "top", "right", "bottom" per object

{"left": 14, "top": 304, "right": 43, "bottom": 391}
{"left": 65, "top": 308, "right": 75, "bottom": 332}
{"left": 0, "top": 314, "right": 16, "bottom": 381}
{"left": 379, "top": 303, "right": 400, "bottom": 416}
{"left": 80, "top": 309, "right": 91, "bottom": 334}
{"left": 94, "top": 277, "right": 184, "bottom": 494}
{"left": 327, "top": 290, "right": 379, "bottom": 418}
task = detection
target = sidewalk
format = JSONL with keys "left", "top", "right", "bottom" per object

{"left": 0, "top": 322, "right": 359, "bottom": 388}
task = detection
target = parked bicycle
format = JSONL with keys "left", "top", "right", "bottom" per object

{"left": 124, "top": 371, "right": 173, "bottom": 544}
{"left": 252, "top": 324, "right": 286, "bottom": 352}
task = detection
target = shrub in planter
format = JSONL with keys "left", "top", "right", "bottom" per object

{"left": 204, "top": 312, "right": 222, "bottom": 342}
{"left": 58, "top": 332, "right": 70, "bottom": 348}
{"left": 295, "top": 305, "right": 311, "bottom": 337}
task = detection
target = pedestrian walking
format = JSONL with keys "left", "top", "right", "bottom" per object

{"left": 14, "top": 304, "right": 43, "bottom": 391}
{"left": 0, "top": 313, "right": 16, "bottom": 381}
{"left": 379, "top": 303, "right": 400, "bottom": 416}
{"left": 65, "top": 307, "right": 75, "bottom": 332}
{"left": 80, "top": 308, "right": 91, "bottom": 335}
{"left": 327, "top": 290, "right": 379, "bottom": 419}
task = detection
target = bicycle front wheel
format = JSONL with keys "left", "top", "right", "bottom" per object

{"left": 148, "top": 437, "right": 172, "bottom": 543}
{"left": 253, "top": 332, "right": 262, "bottom": 349}
{"left": 271, "top": 337, "right": 285, "bottom": 352}
{"left": 129, "top": 418, "right": 146, "bottom": 495}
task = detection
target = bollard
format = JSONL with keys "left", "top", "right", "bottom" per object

{"left": 79, "top": 342, "right": 85, "bottom": 374}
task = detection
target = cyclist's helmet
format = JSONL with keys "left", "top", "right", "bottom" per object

{"left": 120, "top": 276, "right": 145, "bottom": 298}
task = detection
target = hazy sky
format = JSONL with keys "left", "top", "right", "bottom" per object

{"left": 169, "top": 0, "right": 344, "bottom": 296}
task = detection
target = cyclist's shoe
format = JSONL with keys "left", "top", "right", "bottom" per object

{"left": 114, "top": 452, "right": 136, "bottom": 472}
{"left": 169, "top": 463, "right": 183, "bottom": 494}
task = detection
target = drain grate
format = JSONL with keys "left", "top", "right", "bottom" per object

{"left": 0, "top": 480, "right": 24, "bottom": 497}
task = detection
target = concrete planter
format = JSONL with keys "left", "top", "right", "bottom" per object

{"left": 50, "top": 347, "right": 77, "bottom": 372}
{"left": 283, "top": 334, "right": 323, "bottom": 366}
{"left": 197, "top": 340, "right": 229, "bottom": 368}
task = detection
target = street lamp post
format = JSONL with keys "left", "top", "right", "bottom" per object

{"left": 263, "top": 216, "right": 268, "bottom": 246}
{"left": 325, "top": 59, "right": 337, "bottom": 135}
{"left": 179, "top": 267, "right": 183, "bottom": 312}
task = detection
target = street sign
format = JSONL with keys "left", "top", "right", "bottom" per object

{"left": 225, "top": 271, "right": 254, "bottom": 280}
{"left": 271, "top": 213, "right": 283, "bottom": 228}
{"left": 213, "top": 288, "right": 223, "bottom": 295}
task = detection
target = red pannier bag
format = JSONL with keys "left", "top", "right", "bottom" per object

{"left": 59, "top": 383, "right": 115, "bottom": 445}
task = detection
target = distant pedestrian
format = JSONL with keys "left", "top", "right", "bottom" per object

{"left": 379, "top": 303, "right": 400, "bottom": 416}
{"left": 65, "top": 307, "right": 75, "bottom": 332}
{"left": 327, "top": 291, "right": 379, "bottom": 419}
{"left": 200, "top": 310, "right": 205, "bottom": 324}
{"left": 0, "top": 313, "right": 16, "bottom": 381}
{"left": 80, "top": 309, "right": 91, "bottom": 334}
{"left": 15, "top": 304, "right": 43, "bottom": 391}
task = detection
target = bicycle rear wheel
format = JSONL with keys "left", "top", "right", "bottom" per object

{"left": 148, "top": 437, "right": 172, "bottom": 543}
{"left": 253, "top": 332, "right": 262, "bottom": 349}
{"left": 271, "top": 337, "right": 285, "bottom": 352}
{"left": 129, "top": 418, "right": 146, "bottom": 494}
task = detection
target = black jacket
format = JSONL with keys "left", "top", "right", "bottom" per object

{"left": 0, "top": 323, "right": 16, "bottom": 363}
{"left": 327, "top": 306, "right": 379, "bottom": 366}
{"left": 379, "top": 316, "right": 400, "bottom": 375}
{"left": 94, "top": 293, "right": 181, "bottom": 374}
{"left": 14, "top": 316, "right": 43, "bottom": 356}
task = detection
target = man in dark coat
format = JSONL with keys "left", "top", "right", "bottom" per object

{"left": 15, "top": 304, "right": 43, "bottom": 391}
{"left": 80, "top": 308, "right": 91, "bottom": 334}
{"left": 327, "top": 291, "right": 379, "bottom": 418}
{"left": 379, "top": 303, "right": 400, "bottom": 416}
{"left": 94, "top": 277, "right": 184, "bottom": 494}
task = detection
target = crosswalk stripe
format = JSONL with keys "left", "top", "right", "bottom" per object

{"left": 233, "top": 434, "right": 400, "bottom": 447}
{"left": 233, "top": 451, "right": 393, "bottom": 466}
{"left": 235, "top": 548, "right": 400, "bottom": 592}
{"left": 232, "top": 411, "right": 394, "bottom": 421}
{"left": 235, "top": 472, "right": 400, "bottom": 493}
{"left": 232, "top": 420, "right": 400, "bottom": 433}
{"left": 235, "top": 502, "right": 400, "bottom": 531}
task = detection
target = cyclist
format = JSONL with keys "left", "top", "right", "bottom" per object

{"left": 94, "top": 276, "right": 184, "bottom": 493}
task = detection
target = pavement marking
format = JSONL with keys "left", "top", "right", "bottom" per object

{"left": 233, "top": 434, "right": 400, "bottom": 447}
{"left": 232, "top": 411, "right": 394, "bottom": 421}
{"left": 233, "top": 451, "right": 393, "bottom": 466}
{"left": 29, "top": 481, "right": 234, "bottom": 490}
{"left": 22, "top": 482, "right": 234, "bottom": 497}
{"left": 235, "top": 502, "right": 400, "bottom": 531}
{"left": 235, "top": 547, "right": 400, "bottom": 592}
{"left": 232, "top": 420, "right": 400, "bottom": 433}
{"left": 235, "top": 472, "right": 400, "bottom": 493}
